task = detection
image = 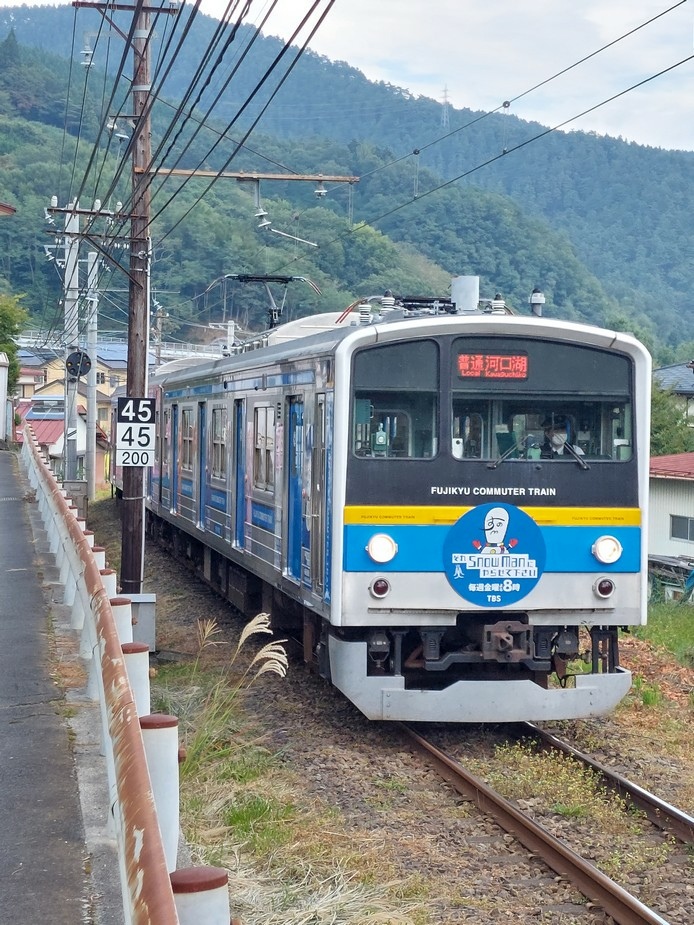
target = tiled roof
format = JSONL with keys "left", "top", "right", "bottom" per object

{"left": 653, "top": 363, "right": 694, "bottom": 396}
{"left": 650, "top": 452, "right": 694, "bottom": 479}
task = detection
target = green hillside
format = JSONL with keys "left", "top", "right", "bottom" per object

{"left": 1, "top": 8, "right": 692, "bottom": 357}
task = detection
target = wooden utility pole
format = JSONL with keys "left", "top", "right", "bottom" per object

{"left": 73, "top": 2, "right": 176, "bottom": 591}
{"left": 120, "top": 5, "right": 152, "bottom": 594}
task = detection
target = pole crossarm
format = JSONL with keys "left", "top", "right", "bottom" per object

{"left": 137, "top": 167, "right": 360, "bottom": 183}
{"left": 72, "top": 1, "right": 178, "bottom": 12}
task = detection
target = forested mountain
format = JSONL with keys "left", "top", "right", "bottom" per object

{"left": 1, "top": 5, "right": 693, "bottom": 358}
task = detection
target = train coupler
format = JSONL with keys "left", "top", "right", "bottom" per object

{"left": 482, "top": 620, "right": 531, "bottom": 663}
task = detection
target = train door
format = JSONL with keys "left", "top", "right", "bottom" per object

{"left": 287, "top": 396, "right": 304, "bottom": 582}
{"left": 311, "top": 394, "right": 326, "bottom": 593}
{"left": 198, "top": 401, "right": 207, "bottom": 529}
{"left": 234, "top": 399, "right": 245, "bottom": 548}
{"left": 171, "top": 403, "right": 179, "bottom": 514}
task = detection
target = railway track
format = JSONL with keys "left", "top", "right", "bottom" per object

{"left": 516, "top": 722, "right": 694, "bottom": 847}
{"left": 399, "top": 722, "right": 691, "bottom": 925}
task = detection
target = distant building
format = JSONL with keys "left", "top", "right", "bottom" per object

{"left": 649, "top": 453, "right": 694, "bottom": 599}
{"left": 653, "top": 362, "right": 694, "bottom": 423}
{"left": 17, "top": 344, "right": 134, "bottom": 399}
{"left": 15, "top": 394, "right": 109, "bottom": 487}
{"left": 0, "top": 352, "right": 9, "bottom": 444}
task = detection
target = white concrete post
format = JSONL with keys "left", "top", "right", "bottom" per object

{"left": 100, "top": 568, "right": 118, "bottom": 599}
{"left": 121, "top": 642, "right": 151, "bottom": 716}
{"left": 139, "top": 714, "right": 180, "bottom": 872}
{"left": 92, "top": 546, "right": 106, "bottom": 569}
{"left": 110, "top": 597, "right": 134, "bottom": 645}
{"left": 170, "top": 868, "right": 232, "bottom": 925}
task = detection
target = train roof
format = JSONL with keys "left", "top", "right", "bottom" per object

{"left": 151, "top": 307, "right": 650, "bottom": 391}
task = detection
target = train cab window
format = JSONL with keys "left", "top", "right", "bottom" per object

{"left": 352, "top": 340, "right": 439, "bottom": 459}
{"left": 254, "top": 405, "right": 275, "bottom": 491}
{"left": 452, "top": 407, "right": 485, "bottom": 458}
{"left": 450, "top": 398, "right": 634, "bottom": 461}
{"left": 181, "top": 408, "right": 193, "bottom": 470}
{"left": 450, "top": 336, "right": 635, "bottom": 462}
{"left": 211, "top": 406, "right": 227, "bottom": 479}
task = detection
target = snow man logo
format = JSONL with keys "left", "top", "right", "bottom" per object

{"left": 442, "top": 503, "right": 546, "bottom": 606}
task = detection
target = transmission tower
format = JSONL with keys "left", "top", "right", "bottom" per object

{"left": 441, "top": 85, "right": 450, "bottom": 131}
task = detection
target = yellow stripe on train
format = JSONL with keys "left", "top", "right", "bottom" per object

{"left": 343, "top": 506, "right": 642, "bottom": 527}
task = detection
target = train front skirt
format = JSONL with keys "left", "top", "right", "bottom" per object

{"left": 328, "top": 636, "right": 633, "bottom": 723}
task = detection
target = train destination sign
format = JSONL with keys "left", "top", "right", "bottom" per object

{"left": 457, "top": 352, "right": 528, "bottom": 379}
{"left": 115, "top": 397, "right": 156, "bottom": 467}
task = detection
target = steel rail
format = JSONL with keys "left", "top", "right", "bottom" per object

{"left": 519, "top": 722, "right": 694, "bottom": 846}
{"left": 399, "top": 723, "right": 671, "bottom": 925}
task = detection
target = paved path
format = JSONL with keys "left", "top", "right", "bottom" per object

{"left": 0, "top": 447, "right": 106, "bottom": 922}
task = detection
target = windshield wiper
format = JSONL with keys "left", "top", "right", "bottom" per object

{"left": 487, "top": 435, "right": 590, "bottom": 470}
{"left": 564, "top": 441, "right": 590, "bottom": 470}
{"left": 487, "top": 434, "right": 531, "bottom": 469}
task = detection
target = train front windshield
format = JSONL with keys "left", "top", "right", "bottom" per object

{"left": 351, "top": 334, "right": 634, "bottom": 465}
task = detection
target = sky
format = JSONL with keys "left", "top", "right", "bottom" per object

{"left": 1, "top": 0, "right": 693, "bottom": 151}
{"left": 239, "top": 0, "right": 694, "bottom": 153}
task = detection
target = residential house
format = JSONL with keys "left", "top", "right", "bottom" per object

{"left": 653, "top": 362, "right": 694, "bottom": 423}
{"left": 16, "top": 343, "right": 144, "bottom": 437}
{"left": 0, "top": 351, "right": 8, "bottom": 443}
{"left": 15, "top": 394, "right": 110, "bottom": 488}
{"left": 648, "top": 453, "right": 694, "bottom": 599}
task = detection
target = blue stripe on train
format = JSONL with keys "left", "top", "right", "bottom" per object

{"left": 343, "top": 525, "right": 641, "bottom": 573}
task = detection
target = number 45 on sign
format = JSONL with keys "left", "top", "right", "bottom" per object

{"left": 115, "top": 397, "right": 156, "bottom": 467}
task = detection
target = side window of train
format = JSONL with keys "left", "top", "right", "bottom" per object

{"left": 211, "top": 406, "right": 227, "bottom": 480}
{"left": 352, "top": 340, "right": 439, "bottom": 459}
{"left": 163, "top": 408, "right": 170, "bottom": 465}
{"left": 181, "top": 408, "right": 193, "bottom": 470}
{"left": 254, "top": 404, "right": 275, "bottom": 491}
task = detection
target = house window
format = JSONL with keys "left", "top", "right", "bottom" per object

{"left": 96, "top": 372, "right": 106, "bottom": 385}
{"left": 253, "top": 405, "right": 275, "bottom": 491}
{"left": 671, "top": 515, "right": 694, "bottom": 542}
{"left": 211, "top": 406, "right": 227, "bottom": 479}
{"left": 181, "top": 408, "right": 193, "bottom": 470}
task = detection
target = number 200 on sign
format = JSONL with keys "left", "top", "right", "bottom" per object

{"left": 116, "top": 448, "right": 153, "bottom": 467}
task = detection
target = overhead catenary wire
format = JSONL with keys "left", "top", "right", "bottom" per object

{"left": 143, "top": 0, "right": 306, "bottom": 225}
{"left": 261, "top": 51, "right": 694, "bottom": 284}
{"left": 51, "top": 0, "right": 692, "bottom": 343}
{"left": 149, "top": 0, "right": 337, "bottom": 245}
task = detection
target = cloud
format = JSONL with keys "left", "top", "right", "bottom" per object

{"left": 246, "top": 0, "right": 694, "bottom": 150}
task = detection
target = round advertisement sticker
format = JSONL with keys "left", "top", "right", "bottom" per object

{"left": 442, "top": 503, "right": 546, "bottom": 606}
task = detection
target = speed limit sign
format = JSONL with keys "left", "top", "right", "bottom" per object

{"left": 115, "top": 397, "right": 156, "bottom": 467}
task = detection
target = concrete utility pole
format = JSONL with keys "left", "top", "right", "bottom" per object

{"left": 64, "top": 203, "right": 80, "bottom": 480}
{"left": 86, "top": 250, "right": 99, "bottom": 501}
{"left": 120, "top": 4, "right": 152, "bottom": 595}
{"left": 152, "top": 302, "right": 168, "bottom": 367}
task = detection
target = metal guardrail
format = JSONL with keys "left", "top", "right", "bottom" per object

{"left": 20, "top": 427, "right": 233, "bottom": 925}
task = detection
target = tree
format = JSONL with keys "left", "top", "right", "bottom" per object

{"left": 0, "top": 293, "right": 27, "bottom": 392}
{"left": 650, "top": 381, "right": 694, "bottom": 457}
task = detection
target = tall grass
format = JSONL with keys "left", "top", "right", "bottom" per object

{"left": 637, "top": 600, "right": 694, "bottom": 667}
{"left": 153, "top": 612, "right": 288, "bottom": 777}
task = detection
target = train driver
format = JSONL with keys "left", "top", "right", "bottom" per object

{"left": 540, "top": 414, "right": 584, "bottom": 459}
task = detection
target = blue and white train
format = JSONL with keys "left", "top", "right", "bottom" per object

{"left": 136, "top": 283, "right": 651, "bottom": 723}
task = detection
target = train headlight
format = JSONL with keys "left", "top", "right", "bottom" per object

{"left": 366, "top": 533, "right": 398, "bottom": 563}
{"left": 592, "top": 535, "right": 622, "bottom": 565}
